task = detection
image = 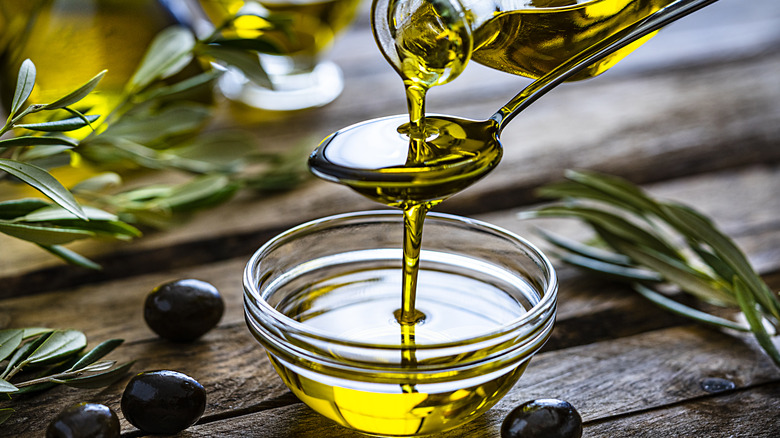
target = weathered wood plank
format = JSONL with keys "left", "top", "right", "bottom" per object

{"left": 2, "top": 165, "right": 777, "bottom": 338}
{"left": 0, "top": 323, "right": 291, "bottom": 436}
{"left": 1, "top": 166, "right": 779, "bottom": 436}
{"left": 583, "top": 383, "right": 780, "bottom": 437}
{"left": 180, "top": 325, "right": 780, "bottom": 437}
{"left": 1, "top": 2, "right": 778, "bottom": 291}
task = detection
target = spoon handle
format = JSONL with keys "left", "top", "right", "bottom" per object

{"left": 491, "top": 0, "right": 721, "bottom": 132}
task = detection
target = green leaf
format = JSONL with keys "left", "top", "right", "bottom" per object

{"left": 0, "top": 158, "right": 86, "bottom": 220}
{"left": 10, "top": 59, "right": 36, "bottom": 117}
{"left": 0, "top": 199, "right": 51, "bottom": 220}
{"left": 200, "top": 45, "right": 273, "bottom": 88}
{"left": 67, "top": 339, "right": 124, "bottom": 371}
{"left": 60, "top": 361, "right": 134, "bottom": 389}
{"left": 62, "top": 107, "right": 98, "bottom": 130}
{"left": 26, "top": 330, "right": 87, "bottom": 365}
{"left": 554, "top": 250, "right": 663, "bottom": 282}
{"left": 633, "top": 283, "right": 748, "bottom": 332}
{"left": 564, "top": 170, "right": 664, "bottom": 216}
{"left": 734, "top": 277, "right": 780, "bottom": 367}
{"left": 15, "top": 114, "right": 100, "bottom": 132}
{"left": 71, "top": 172, "right": 122, "bottom": 194}
{"left": 167, "top": 130, "right": 255, "bottom": 173}
{"left": 16, "top": 145, "right": 73, "bottom": 162}
{"left": 0, "top": 135, "right": 78, "bottom": 148}
{"left": 39, "top": 245, "right": 102, "bottom": 270}
{"left": 19, "top": 205, "right": 117, "bottom": 222}
{"left": 690, "top": 241, "right": 739, "bottom": 284}
{"left": 534, "top": 227, "right": 634, "bottom": 266}
{"left": 608, "top": 236, "right": 735, "bottom": 306}
{"left": 0, "top": 220, "right": 95, "bottom": 245}
{"left": 22, "top": 328, "right": 53, "bottom": 338}
{"left": 43, "top": 69, "right": 107, "bottom": 110}
{"left": 526, "top": 205, "right": 680, "bottom": 260}
{"left": 138, "top": 70, "right": 220, "bottom": 101}
{"left": 0, "top": 330, "right": 24, "bottom": 362}
{"left": 127, "top": 26, "right": 195, "bottom": 93}
{"left": 662, "top": 203, "right": 780, "bottom": 320}
{"left": 97, "top": 103, "right": 209, "bottom": 147}
{"left": 157, "top": 174, "right": 238, "bottom": 211}
{"left": 0, "top": 407, "right": 13, "bottom": 425}
{"left": 1, "top": 331, "right": 52, "bottom": 378}
{"left": 0, "top": 379, "right": 18, "bottom": 393}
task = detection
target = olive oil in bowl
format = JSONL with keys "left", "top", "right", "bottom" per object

{"left": 244, "top": 211, "right": 558, "bottom": 436}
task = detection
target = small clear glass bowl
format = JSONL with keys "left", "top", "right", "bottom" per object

{"left": 244, "top": 211, "right": 557, "bottom": 437}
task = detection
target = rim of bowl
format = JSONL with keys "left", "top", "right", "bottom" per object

{"left": 243, "top": 210, "right": 557, "bottom": 350}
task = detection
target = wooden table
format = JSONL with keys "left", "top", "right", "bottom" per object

{"left": 2, "top": 0, "right": 779, "bottom": 436}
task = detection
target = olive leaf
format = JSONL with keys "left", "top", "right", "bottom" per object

{"left": 15, "top": 145, "right": 74, "bottom": 162}
{"left": 0, "top": 328, "right": 132, "bottom": 425}
{"left": 66, "top": 339, "right": 123, "bottom": 372}
{"left": 70, "top": 172, "right": 122, "bottom": 194}
{"left": 0, "top": 330, "right": 24, "bottom": 363}
{"left": 0, "top": 136, "right": 78, "bottom": 148}
{"left": 9, "top": 59, "right": 36, "bottom": 118}
{"left": 42, "top": 69, "right": 107, "bottom": 110}
{"left": 0, "top": 379, "right": 18, "bottom": 394}
{"left": 25, "top": 329, "right": 87, "bottom": 365}
{"left": 0, "top": 199, "right": 50, "bottom": 220}
{"left": 95, "top": 103, "right": 210, "bottom": 147}
{"left": 0, "top": 221, "right": 95, "bottom": 245}
{"left": 137, "top": 70, "right": 220, "bottom": 102}
{"left": 633, "top": 283, "right": 747, "bottom": 332}
{"left": 0, "top": 159, "right": 85, "bottom": 220}
{"left": 1, "top": 331, "right": 53, "bottom": 380}
{"left": 734, "top": 277, "right": 780, "bottom": 365}
{"left": 39, "top": 245, "right": 102, "bottom": 271}
{"left": 19, "top": 204, "right": 118, "bottom": 222}
{"left": 15, "top": 114, "right": 100, "bottom": 132}
{"left": 199, "top": 44, "right": 273, "bottom": 88}
{"left": 127, "top": 25, "right": 196, "bottom": 93}
{"left": 527, "top": 170, "right": 780, "bottom": 367}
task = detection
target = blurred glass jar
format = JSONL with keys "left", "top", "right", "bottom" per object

{"left": 0, "top": 0, "right": 199, "bottom": 121}
{"left": 195, "top": 0, "right": 361, "bottom": 112}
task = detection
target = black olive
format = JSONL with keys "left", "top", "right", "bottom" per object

{"left": 144, "top": 279, "right": 224, "bottom": 342}
{"left": 501, "top": 398, "right": 582, "bottom": 438}
{"left": 121, "top": 370, "right": 206, "bottom": 435}
{"left": 46, "top": 402, "right": 120, "bottom": 438}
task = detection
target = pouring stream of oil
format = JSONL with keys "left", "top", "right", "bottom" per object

{"left": 308, "top": 0, "right": 720, "bottom": 376}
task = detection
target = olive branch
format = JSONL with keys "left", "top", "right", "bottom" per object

{"left": 0, "top": 11, "right": 309, "bottom": 269}
{"left": 0, "top": 328, "right": 133, "bottom": 425}
{"left": 522, "top": 170, "right": 780, "bottom": 367}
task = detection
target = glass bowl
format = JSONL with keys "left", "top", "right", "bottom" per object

{"left": 244, "top": 210, "right": 557, "bottom": 436}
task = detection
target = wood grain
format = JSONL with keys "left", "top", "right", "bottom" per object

{"left": 1, "top": 165, "right": 778, "bottom": 436}
{"left": 1, "top": 1, "right": 778, "bottom": 294}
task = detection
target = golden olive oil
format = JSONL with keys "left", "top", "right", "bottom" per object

{"left": 306, "top": 2, "right": 667, "bottom": 432}
{"left": 265, "top": 261, "right": 536, "bottom": 436}
{"left": 310, "top": 113, "right": 503, "bottom": 327}
{"left": 468, "top": 0, "right": 676, "bottom": 80}
{"left": 198, "top": 0, "right": 361, "bottom": 58}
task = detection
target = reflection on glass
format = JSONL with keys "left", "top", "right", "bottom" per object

{"left": 197, "top": 0, "right": 361, "bottom": 111}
